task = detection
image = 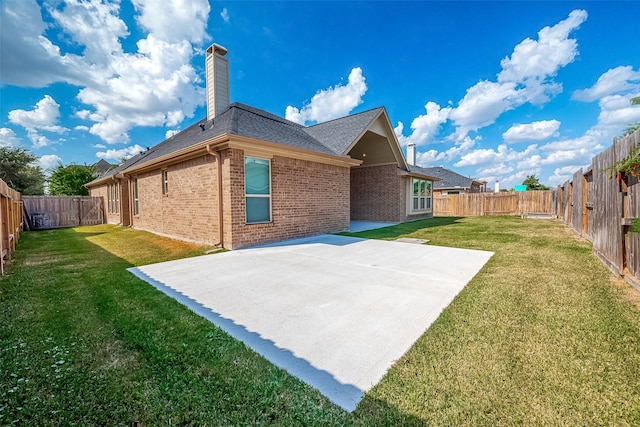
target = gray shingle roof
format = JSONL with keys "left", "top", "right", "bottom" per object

{"left": 418, "top": 166, "right": 476, "bottom": 189}
{"left": 304, "top": 107, "right": 384, "bottom": 155}
{"left": 88, "top": 103, "right": 387, "bottom": 185}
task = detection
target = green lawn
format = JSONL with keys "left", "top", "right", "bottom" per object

{"left": 1, "top": 219, "right": 639, "bottom": 425}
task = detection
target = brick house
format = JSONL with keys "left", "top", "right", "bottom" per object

{"left": 414, "top": 164, "right": 487, "bottom": 196}
{"left": 86, "top": 44, "right": 439, "bottom": 249}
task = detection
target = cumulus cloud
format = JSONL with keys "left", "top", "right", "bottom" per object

{"left": 221, "top": 7, "right": 229, "bottom": 23}
{"left": 0, "top": 128, "right": 20, "bottom": 147}
{"left": 285, "top": 67, "right": 367, "bottom": 125}
{"left": 573, "top": 66, "right": 640, "bottom": 101}
{"left": 397, "top": 10, "right": 586, "bottom": 145}
{"left": 1, "top": 0, "right": 210, "bottom": 144}
{"left": 8, "top": 95, "right": 68, "bottom": 148}
{"left": 165, "top": 129, "right": 180, "bottom": 138}
{"left": 395, "top": 102, "right": 452, "bottom": 147}
{"left": 503, "top": 120, "right": 561, "bottom": 143}
{"left": 96, "top": 144, "right": 146, "bottom": 161}
{"left": 455, "top": 143, "right": 538, "bottom": 167}
{"left": 38, "top": 154, "right": 63, "bottom": 171}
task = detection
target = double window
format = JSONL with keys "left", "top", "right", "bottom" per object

{"left": 410, "top": 178, "right": 432, "bottom": 213}
{"left": 245, "top": 156, "right": 271, "bottom": 223}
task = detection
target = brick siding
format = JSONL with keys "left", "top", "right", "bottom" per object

{"left": 227, "top": 150, "right": 351, "bottom": 249}
{"left": 350, "top": 164, "right": 403, "bottom": 221}
{"left": 131, "top": 154, "right": 220, "bottom": 245}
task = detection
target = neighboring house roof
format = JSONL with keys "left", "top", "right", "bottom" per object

{"left": 87, "top": 102, "right": 437, "bottom": 186}
{"left": 93, "top": 159, "right": 116, "bottom": 176}
{"left": 419, "top": 166, "right": 482, "bottom": 190}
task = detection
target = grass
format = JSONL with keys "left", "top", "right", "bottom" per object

{"left": 1, "top": 219, "right": 639, "bottom": 425}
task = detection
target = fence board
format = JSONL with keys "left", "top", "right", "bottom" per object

{"left": 557, "top": 128, "right": 640, "bottom": 285}
{"left": 433, "top": 191, "right": 553, "bottom": 217}
{"left": 22, "top": 196, "right": 104, "bottom": 230}
{"left": 571, "top": 169, "right": 583, "bottom": 235}
{"left": 0, "top": 178, "right": 22, "bottom": 274}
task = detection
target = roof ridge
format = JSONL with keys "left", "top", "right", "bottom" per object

{"left": 230, "top": 102, "right": 304, "bottom": 128}
{"left": 306, "top": 106, "right": 384, "bottom": 128}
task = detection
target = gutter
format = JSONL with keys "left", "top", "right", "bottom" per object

{"left": 206, "top": 144, "right": 224, "bottom": 248}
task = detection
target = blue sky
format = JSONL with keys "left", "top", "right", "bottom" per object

{"left": 1, "top": 1, "right": 639, "bottom": 188}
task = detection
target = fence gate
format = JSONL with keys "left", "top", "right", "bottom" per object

{"left": 23, "top": 196, "right": 105, "bottom": 230}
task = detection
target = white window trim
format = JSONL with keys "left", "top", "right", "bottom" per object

{"left": 244, "top": 156, "right": 272, "bottom": 224}
{"left": 408, "top": 177, "right": 433, "bottom": 215}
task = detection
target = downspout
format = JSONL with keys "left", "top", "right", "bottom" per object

{"left": 206, "top": 145, "right": 224, "bottom": 247}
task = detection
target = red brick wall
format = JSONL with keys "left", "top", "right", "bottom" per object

{"left": 226, "top": 150, "right": 351, "bottom": 249}
{"left": 350, "top": 164, "right": 403, "bottom": 222}
{"left": 131, "top": 155, "right": 220, "bottom": 245}
{"left": 350, "top": 165, "right": 433, "bottom": 222}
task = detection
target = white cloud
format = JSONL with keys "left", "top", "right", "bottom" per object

{"left": 395, "top": 102, "right": 452, "bottom": 147}
{"left": 96, "top": 144, "right": 145, "bottom": 161}
{"left": 597, "top": 94, "right": 640, "bottom": 128}
{"left": 0, "top": 128, "right": 20, "bottom": 147}
{"left": 8, "top": 95, "right": 68, "bottom": 148}
{"left": 165, "top": 129, "right": 180, "bottom": 138}
{"left": 498, "top": 9, "right": 587, "bottom": 100}
{"left": 285, "top": 67, "right": 367, "bottom": 125}
{"left": 92, "top": 143, "right": 107, "bottom": 149}
{"left": 455, "top": 143, "right": 538, "bottom": 167}
{"left": 221, "top": 7, "right": 229, "bottom": 23}
{"left": 476, "top": 163, "right": 514, "bottom": 176}
{"left": 548, "top": 165, "right": 588, "bottom": 186}
{"left": 449, "top": 81, "right": 520, "bottom": 138}
{"left": 8, "top": 95, "right": 67, "bottom": 133}
{"left": 503, "top": 120, "right": 561, "bottom": 143}
{"left": 396, "top": 10, "right": 587, "bottom": 145}
{"left": 573, "top": 66, "right": 640, "bottom": 101}
{"left": 75, "top": 125, "right": 90, "bottom": 131}
{"left": 132, "top": 0, "right": 210, "bottom": 43}
{"left": 1, "top": 0, "right": 210, "bottom": 144}
{"left": 38, "top": 154, "right": 62, "bottom": 171}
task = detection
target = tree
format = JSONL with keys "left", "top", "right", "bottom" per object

{"left": 522, "top": 175, "right": 550, "bottom": 191}
{"left": 0, "top": 146, "right": 45, "bottom": 195}
{"left": 48, "top": 163, "right": 97, "bottom": 196}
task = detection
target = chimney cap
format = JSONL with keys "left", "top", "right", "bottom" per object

{"left": 207, "top": 43, "right": 228, "bottom": 56}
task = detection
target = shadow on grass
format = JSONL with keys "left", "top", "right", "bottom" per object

{"left": 2, "top": 226, "right": 431, "bottom": 425}
{"left": 340, "top": 216, "right": 464, "bottom": 240}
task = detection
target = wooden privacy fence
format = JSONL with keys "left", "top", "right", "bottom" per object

{"left": 554, "top": 128, "right": 640, "bottom": 289}
{"left": 0, "top": 178, "right": 22, "bottom": 274}
{"left": 434, "top": 190, "right": 554, "bottom": 217}
{"left": 22, "top": 196, "right": 105, "bottom": 230}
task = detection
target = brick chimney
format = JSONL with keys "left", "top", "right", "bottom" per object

{"left": 406, "top": 143, "right": 416, "bottom": 166}
{"left": 206, "top": 43, "right": 230, "bottom": 120}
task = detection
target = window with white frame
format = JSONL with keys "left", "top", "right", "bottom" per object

{"left": 244, "top": 156, "right": 271, "bottom": 223}
{"left": 133, "top": 179, "right": 139, "bottom": 215}
{"left": 410, "top": 178, "right": 432, "bottom": 213}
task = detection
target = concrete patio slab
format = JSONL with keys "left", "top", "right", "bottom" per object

{"left": 129, "top": 234, "right": 493, "bottom": 412}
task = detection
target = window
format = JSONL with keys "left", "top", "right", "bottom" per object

{"left": 107, "top": 183, "right": 120, "bottom": 214}
{"left": 133, "top": 179, "right": 139, "bottom": 215}
{"left": 410, "top": 178, "right": 432, "bottom": 213}
{"left": 244, "top": 156, "right": 271, "bottom": 223}
{"left": 162, "top": 170, "right": 168, "bottom": 195}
